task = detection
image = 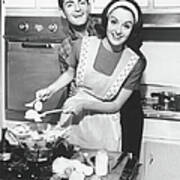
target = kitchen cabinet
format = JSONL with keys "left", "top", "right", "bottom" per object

{"left": 4, "top": 0, "right": 60, "bottom": 16}
{"left": 152, "top": 0, "right": 180, "bottom": 13}
{"left": 91, "top": 0, "right": 110, "bottom": 14}
{"left": 4, "top": 0, "right": 36, "bottom": 8}
{"left": 143, "top": 140, "right": 180, "bottom": 180}
{"left": 91, "top": 0, "right": 149, "bottom": 13}
{"left": 135, "top": 0, "right": 149, "bottom": 7}
{"left": 91, "top": 0, "right": 180, "bottom": 14}
{"left": 36, "top": 0, "right": 58, "bottom": 9}
{"left": 154, "top": 0, "right": 180, "bottom": 7}
{"left": 139, "top": 118, "right": 180, "bottom": 180}
{"left": 5, "top": 0, "right": 180, "bottom": 15}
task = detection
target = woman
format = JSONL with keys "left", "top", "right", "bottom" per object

{"left": 36, "top": 0, "right": 146, "bottom": 152}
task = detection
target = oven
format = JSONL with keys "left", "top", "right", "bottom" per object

{"left": 5, "top": 16, "right": 68, "bottom": 121}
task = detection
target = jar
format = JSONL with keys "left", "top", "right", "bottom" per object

{"left": 95, "top": 150, "right": 108, "bottom": 176}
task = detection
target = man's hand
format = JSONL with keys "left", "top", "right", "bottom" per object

{"left": 36, "top": 87, "right": 54, "bottom": 101}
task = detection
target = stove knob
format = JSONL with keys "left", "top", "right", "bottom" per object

{"left": 18, "top": 23, "right": 29, "bottom": 32}
{"left": 48, "top": 23, "right": 58, "bottom": 32}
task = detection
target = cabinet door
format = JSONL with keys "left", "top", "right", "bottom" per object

{"left": 91, "top": 0, "right": 149, "bottom": 13}
{"left": 4, "top": 0, "right": 36, "bottom": 8}
{"left": 144, "top": 141, "right": 180, "bottom": 180}
{"left": 135, "top": 0, "right": 149, "bottom": 7}
{"left": 36, "top": 0, "right": 58, "bottom": 8}
{"left": 91, "top": 0, "right": 110, "bottom": 13}
{"left": 154, "top": 0, "right": 180, "bottom": 7}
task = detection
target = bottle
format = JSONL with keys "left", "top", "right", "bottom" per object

{"left": 95, "top": 149, "right": 108, "bottom": 176}
{"left": 0, "top": 128, "right": 8, "bottom": 153}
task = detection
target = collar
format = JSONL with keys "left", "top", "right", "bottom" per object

{"left": 67, "top": 17, "right": 97, "bottom": 40}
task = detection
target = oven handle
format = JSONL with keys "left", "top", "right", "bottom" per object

{"left": 21, "top": 42, "right": 52, "bottom": 49}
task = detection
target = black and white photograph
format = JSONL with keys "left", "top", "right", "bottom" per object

{"left": 1, "top": 0, "right": 180, "bottom": 180}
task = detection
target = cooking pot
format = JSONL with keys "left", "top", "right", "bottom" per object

{"left": 24, "top": 142, "right": 53, "bottom": 162}
{"left": 174, "top": 94, "right": 180, "bottom": 111}
{"left": 23, "top": 137, "right": 75, "bottom": 163}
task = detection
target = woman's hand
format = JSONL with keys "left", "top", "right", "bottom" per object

{"left": 36, "top": 87, "right": 54, "bottom": 101}
{"left": 62, "top": 97, "right": 85, "bottom": 115}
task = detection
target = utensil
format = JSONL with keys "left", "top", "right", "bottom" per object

{"left": 25, "top": 98, "right": 41, "bottom": 108}
{"left": 25, "top": 109, "right": 73, "bottom": 122}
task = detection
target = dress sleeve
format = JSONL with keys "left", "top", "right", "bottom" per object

{"left": 65, "top": 39, "right": 82, "bottom": 69}
{"left": 123, "top": 55, "right": 146, "bottom": 90}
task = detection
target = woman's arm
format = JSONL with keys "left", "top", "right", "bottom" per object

{"left": 62, "top": 88, "right": 133, "bottom": 115}
{"left": 83, "top": 88, "right": 133, "bottom": 113}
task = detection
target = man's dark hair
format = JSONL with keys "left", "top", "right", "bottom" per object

{"left": 58, "top": 0, "right": 90, "bottom": 10}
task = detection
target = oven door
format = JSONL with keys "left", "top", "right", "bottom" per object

{"left": 6, "top": 42, "right": 67, "bottom": 121}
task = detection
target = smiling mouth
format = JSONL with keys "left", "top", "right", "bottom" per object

{"left": 112, "top": 34, "right": 124, "bottom": 40}
{"left": 73, "top": 14, "right": 84, "bottom": 18}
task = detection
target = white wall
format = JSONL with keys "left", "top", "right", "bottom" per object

{"left": 141, "top": 41, "right": 180, "bottom": 87}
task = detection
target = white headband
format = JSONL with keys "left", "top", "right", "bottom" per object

{"left": 107, "top": 1, "right": 139, "bottom": 23}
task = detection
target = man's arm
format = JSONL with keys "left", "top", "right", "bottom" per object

{"left": 36, "top": 67, "right": 75, "bottom": 101}
{"left": 48, "top": 66, "right": 75, "bottom": 93}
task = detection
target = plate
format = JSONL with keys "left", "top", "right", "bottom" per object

{"left": 10, "top": 124, "right": 31, "bottom": 137}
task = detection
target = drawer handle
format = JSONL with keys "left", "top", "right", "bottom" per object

{"left": 21, "top": 43, "right": 52, "bottom": 49}
{"left": 149, "top": 153, "right": 154, "bottom": 165}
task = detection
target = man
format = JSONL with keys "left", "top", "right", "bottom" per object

{"left": 51, "top": 0, "right": 98, "bottom": 119}
{"left": 57, "top": 0, "right": 97, "bottom": 70}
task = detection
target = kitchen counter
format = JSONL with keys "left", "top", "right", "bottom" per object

{"left": 143, "top": 106, "right": 180, "bottom": 121}
{"left": 1, "top": 119, "right": 141, "bottom": 180}
{"left": 0, "top": 148, "right": 140, "bottom": 180}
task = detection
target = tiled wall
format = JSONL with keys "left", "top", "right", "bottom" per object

{"left": 140, "top": 41, "right": 180, "bottom": 97}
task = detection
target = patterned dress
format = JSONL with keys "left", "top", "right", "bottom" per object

{"left": 60, "top": 36, "right": 139, "bottom": 151}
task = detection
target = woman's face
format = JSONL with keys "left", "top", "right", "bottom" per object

{"left": 63, "top": 0, "right": 90, "bottom": 26}
{"left": 105, "top": 7, "right": 135, "bottom": 49}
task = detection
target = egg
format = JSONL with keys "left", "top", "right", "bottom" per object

{"left": 25, "top": 109, "right": 42, "bottom": 122}
{"left": 69, "top": 171, "right": 85, "bottom": 180}
{"left": 90, "top": 175, "right": 101, "bottom": 180}
{"left": 34, "top": 101, "right": 43, "bottom": 112}
{"left": 25, "top": 109, "right": 38, "bottom": 119}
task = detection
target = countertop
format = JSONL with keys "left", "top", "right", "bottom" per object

{"left": 143, "top": 106, "right": 180, "bottom": 121}
{"left": 0, "top": 149, "right": 140, "bottom": 180}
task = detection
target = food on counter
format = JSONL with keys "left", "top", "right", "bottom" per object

{"left": 34, "top": 101, "right": 43, "bottom": 112}
{"left": 52, "top": 157, "right": 93, "bottom": 179}
{"left": 25, "top": 98, "right": 43, "bottom": 111}
{"left": 0, "top": 152, "right": 11, "bottom": 161}
{"left": 69, "top": 170, "right": 85, "bottom": 180}
{"left": 10, "top": 124, "right": 30, "bottom": 137}
{"left": 43, "top": 126, "right": 71, "bottom": 142}
{"left": 95, "top": 149, "right": 108, "bottom": 176}
{"left": 90, "top": 175, "right": 101, "bottom": 180}
{"left": 25, "top": 109, "right": 42, "bottom": 122}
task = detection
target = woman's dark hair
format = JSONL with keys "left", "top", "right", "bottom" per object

{"left": 58, "top": 0, "right": 90, "bottom": 10}
{"left": 99, "top": 0, "right": 143, "bottom": 51}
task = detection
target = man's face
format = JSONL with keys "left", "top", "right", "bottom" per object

{"left": 62, "top": 0, "right": 90, "bottom": 26}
